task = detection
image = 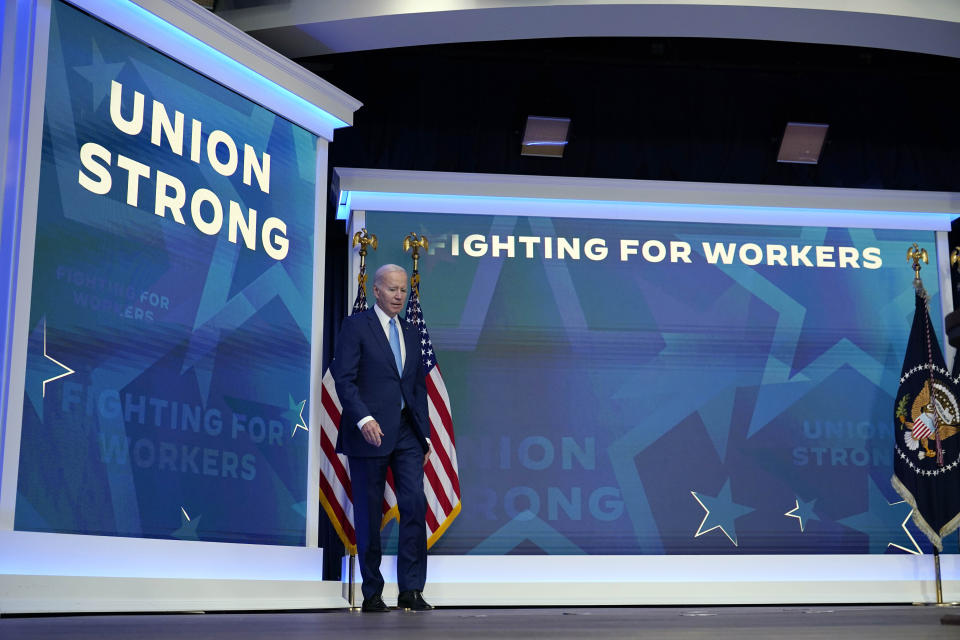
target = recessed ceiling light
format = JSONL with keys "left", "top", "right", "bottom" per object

{"left": 778, "top": 122, "right": 829, "bottom": 164}
{"left": 521, "top": 116, "right": 570, "bottom": 158}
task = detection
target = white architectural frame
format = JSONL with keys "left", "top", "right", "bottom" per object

{"left": 335, "top": 168, "right": 960, "bottom": 606}
{"left": 218, "top": 1, "right": 960, "bottom": 60}
{"left": 0, "top": 0, "right": 360, "bottom": 614}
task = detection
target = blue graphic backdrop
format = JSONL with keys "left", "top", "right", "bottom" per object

{"left": 365, "top": 210, "right": 951, "bottom": 555}
{"left": 16, "top": 1, "right": 317, "bottom": 545}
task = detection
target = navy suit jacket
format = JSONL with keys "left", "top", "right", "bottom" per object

{"left": 331, "top": 307, "right": 430, "bottom": 457}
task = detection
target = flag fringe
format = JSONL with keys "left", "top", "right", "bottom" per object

{"left": 380, "top": 505, "right": 399, "bottom": 529}
{"left": 376, "top": 499, "right": 462, "bottom": 550}
{"left": 319, "top": 491, "right": 358, "bottom": 555}
{"left": 891, "top": 474, "right": 942, "bottom": 552}
{"left": 940, "top": 510, "right": 960, "bottom": 546}
{"left": 427, "top": 501, "right": 462, "bottom": 550}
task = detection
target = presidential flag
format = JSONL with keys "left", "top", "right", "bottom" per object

{"left": 892, "top": 288, "right": 960, "bottom": 551}
{"left": 401, "top": 268, "right": 462, "bottom": 546}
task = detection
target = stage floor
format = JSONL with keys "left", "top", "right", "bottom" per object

{"left": 2, "top": 605, "right": 958, "bottom": 639}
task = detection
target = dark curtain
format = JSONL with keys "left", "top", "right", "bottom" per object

{"left": 313, "top": 38, "right": 959, "bottom": 191}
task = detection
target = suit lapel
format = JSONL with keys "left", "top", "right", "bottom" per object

{"left": 400, "top": 317, "right": 418, "bottom": 377}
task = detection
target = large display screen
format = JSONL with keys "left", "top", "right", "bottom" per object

{"left": 15, "top": 0, "right": 318, "bottom": 545}
{"left": 364, "top": 209, "right": 945, "bottom": 555}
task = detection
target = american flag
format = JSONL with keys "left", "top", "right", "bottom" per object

{"left": 351, "top": 277, "right": 367, "bottom": 315}
{"left": 317, "top": 267, "right": 460, "bottom": 555}
{"left": 403, "top": 270, "right": 461, "bottom": 546}
{"left": 317, "top": 278, "right": 366, "bottom": 555}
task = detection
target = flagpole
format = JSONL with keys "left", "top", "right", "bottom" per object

{"left": 916, "top": 253, "right": 945, "bottom": 606}
{"left": 934, "top": 548, "right": 944, "bottom": 604}
{"left": 348, "top": 552, "right": 358, "bottom": 610}
{"left": 924, "top": 548, "right": 959, "bottom": 607}
{"left": 347, "top": 229, "right": 376, "bottom": 611}
{"left": 903, "top": 246, "right": 958, "bottom": 608}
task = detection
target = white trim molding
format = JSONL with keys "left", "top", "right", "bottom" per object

{"left": 347, "top": 553, "right": 960, "bottom": 606}
{"left": 0, "top": 531, "right": 344, "bottom": 614}
{"left": 333, "top": 168, "right": 960, "bottom": 231}
{"left": 218, "top": 1, "right": 960, "bottom": 60}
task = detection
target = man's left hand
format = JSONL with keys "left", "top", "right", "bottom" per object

{"left": 423, "top": 438, "right": 432, "bottom": 466}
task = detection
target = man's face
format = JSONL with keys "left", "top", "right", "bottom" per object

{"left": 374, "top": 270, "right": 408, "bottom": 317}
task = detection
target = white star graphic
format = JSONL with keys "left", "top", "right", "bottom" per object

{"left": 42, "top": 318, "right": 75, "bottom": 398}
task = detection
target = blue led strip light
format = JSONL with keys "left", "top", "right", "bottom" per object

{"left": 72, "top": 0, "right": 348, "bottom": 135}
{"left": 335, "top": 190, "right": 954, "bottom": 230}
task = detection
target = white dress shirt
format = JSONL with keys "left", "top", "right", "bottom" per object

{"left": 373, "top": 303, "right": 406, "bottom": 368}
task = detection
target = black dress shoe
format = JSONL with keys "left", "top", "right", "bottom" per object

{"left": 361, "top": 595, "right": 389, "bottom": 612}
{"left": 397, "top": 590, "right": 434, "bottom": 611}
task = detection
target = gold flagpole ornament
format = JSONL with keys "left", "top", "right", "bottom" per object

{"left": 908, "top": 243, "right": 929, "bottom": 285}
{"left": 352, "top": 228, "right": 378, "bottom": 292}
{"left": 403, "top": 232, "right": 429, "bottom": 290}
{"left": 906, "top": 245, "right": 944, "bottom": 464}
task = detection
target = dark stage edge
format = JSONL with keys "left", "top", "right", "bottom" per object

{"left": 3, "top": 605, "right": 960, "bottom": 639}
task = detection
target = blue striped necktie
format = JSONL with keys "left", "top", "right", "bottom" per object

{"left": 389, "top": 317, "right": 402, "bottom": 373}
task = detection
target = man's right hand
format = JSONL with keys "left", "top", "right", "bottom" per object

{"left": 361, "top": 420, "right": 384, "bottom": 447}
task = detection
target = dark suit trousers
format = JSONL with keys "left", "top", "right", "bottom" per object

{"left": 348, "top": 419, "right": 427, "bottom": 600}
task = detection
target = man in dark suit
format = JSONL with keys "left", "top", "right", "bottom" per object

{"left": 331, "top": 263, "right": 434, "bottom": 612}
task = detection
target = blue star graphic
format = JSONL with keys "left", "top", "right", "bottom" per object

{"left": 691, "top": 479, "right": 755, "bottom": 546}
{"left": 291, "top": 501, "right": 308, "bottom": 518}
{"left": 468, "top": 513, "right": 583, "bottom": 555}
{"left": 72, "top": 41, "right": 126, "bottom": 110}
{"left": 672, "top": 230, "right": 901, "bottom": 441}
{"left": 282, "top": 394, "right": 308, "bottom": 437}
{"left": 785, "top": 496, "right": 820, "bottom": 532}
{"left": 838, "top": 477, "right": 920, "bottom": 554}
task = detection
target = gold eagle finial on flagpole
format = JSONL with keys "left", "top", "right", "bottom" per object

{"left": 403, "top": 232, "right": 429, "bottom": 292}
{"left": 352, "top": 228, "right": 378, "bottom": 292}
{"left": 907, "top": 243, "right": 928, "bottom": 284}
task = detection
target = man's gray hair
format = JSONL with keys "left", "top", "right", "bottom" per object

{"left": 374, "top": 263, "right": 407, "bottom": 286}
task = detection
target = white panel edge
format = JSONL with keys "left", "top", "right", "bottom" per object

{"left": 0, "top": 0, "right": 53, "bottom": 532}
{"left": 0, "top": 574, "right": 346, "bottom": 614}
{"left": 306, "top": 137, "right": 329, "bottom": 548}
{"left": 334, "top": 169, "right": 960, "bottom": 215}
